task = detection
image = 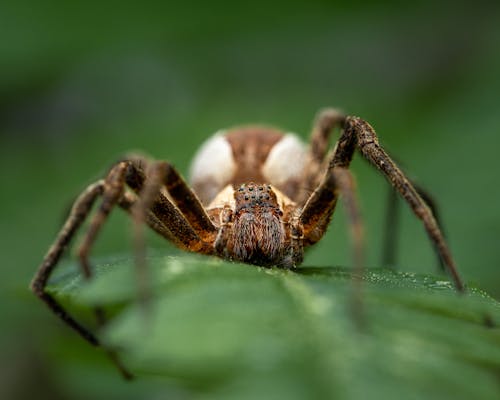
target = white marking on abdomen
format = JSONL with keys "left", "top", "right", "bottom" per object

{"left": 189, "top": 132, "right": 236, "bottom": 203}
{"left": 262, "top": 133, "right": 307, "bottom": 186}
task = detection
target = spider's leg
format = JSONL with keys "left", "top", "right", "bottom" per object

{"left": 299, "top": 165, "right": 365, "bottom": 326}
{"left": 297, "top": 108, "right": 345, "bottom": 204}
{"left": 118, "top": 191, "right": 191, "bottom": 245}
{"left": 413, "top": 185, "right": 447, "bottom": 270}
{"left": 121, "top": 159, "right": 214, "bottom": 307}
{"left": 121, "top": 159, "right": 218, "bottom": 309}
{"left": 214, "top": 205, "right": 233, "bottom": 258}
{"left": 309, "top": 108, "right": 345, "bottom": 164}
{"left": 289, "top": 213, "right": 305, "bottom": 267}
{"left": 74, "top": 161, "right": 134, "bottom": 379}
{"left": 382, "top": 183, "right": 446, "bottom": 270}
{"left": 77, "top": 162, "right": 127, "bottom": 279}
{"left": 150, "top": 161, "right": 218, "bottom": 243}
{"left": 31, "top": 181, "right": 104, "bottom": 346}
{"left": 343, "top": 116, "right": 464, "bottom": 291}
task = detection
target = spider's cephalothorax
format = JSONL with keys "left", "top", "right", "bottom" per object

{"left": 31, "top": 108, "right": 465, "bottom": 378}
{"left": 222, "top": 182, "right": 289, "bottom": 267}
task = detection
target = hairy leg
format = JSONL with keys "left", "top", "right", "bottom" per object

{"left": 300, "top": 115, "right": 464, "bottom": 291}
{"left": 145, "top": 161, "right": 218, "bottom": 243}
{"left": 125, "top": 159, "right": 217, "bottom": 309}
{"left": 64, "top": 163, "right": 134, "bottom": 378}
{"left": 341, "top": 117, "right": 463, "bottom": 291}
{"left": 31, "top": 181, "right": 105, "bottom": 345}
{"left": 30, "top": 174, "right": 134, "bottom": 378}
{"left": 124, "top": 158, "right": 216, "bottom": 252}
{"left": 31, "top": 157, "right": 215, "bottom": 378}
{"left": 382, "top": 183, "right": 446, "bottom": 270}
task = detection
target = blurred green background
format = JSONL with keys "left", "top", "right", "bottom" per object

{"left": 1, "top": 0, "right": 499, "bottom": 398}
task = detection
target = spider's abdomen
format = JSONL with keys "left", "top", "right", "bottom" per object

{"left": 189, "top": 126, "right": 307, "bottom": 205}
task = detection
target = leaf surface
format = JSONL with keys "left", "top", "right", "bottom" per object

{"left": 48, "top": 255, "right": 500, "bottom": 399}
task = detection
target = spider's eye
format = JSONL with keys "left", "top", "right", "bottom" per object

{"left": 244, "top": 195, "right": 249, "bottom": 200}
{"left": 248, "top": 187, "right": 254, "bottom": 191}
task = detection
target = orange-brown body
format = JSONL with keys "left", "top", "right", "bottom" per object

{"left": 190, "top": 127, "right": 308, "bottom": 267}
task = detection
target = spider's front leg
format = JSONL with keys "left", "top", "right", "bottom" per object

{"left": 31, "top": 161, "right": 130, "bottom": 342}
{"left": 300, "top": 115, "right": 465, "bottom": 292}
{"left": 31, "top": 161, "right": 134, "bottom": 379}
{"left": 129, "top": 159, "right": 218, "bottom": 252}
{"left": 124, "top": 159, "right": 219, "bottom": 306}
{"left": 342, "top": 117, "right": 464, "bottom": 291}
{"left": 31, "top": 156, "right": 219, "bottom": 379}
{"left": 30, "top": 181, "right": 106, "bottom": 345}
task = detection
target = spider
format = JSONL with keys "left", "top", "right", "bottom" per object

{"left": 31, "top": 108, "right": 464, "bottom": 378}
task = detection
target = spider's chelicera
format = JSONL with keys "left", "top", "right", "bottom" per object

{"left": 31, "top": 108, "right": 464, "bottom": 378}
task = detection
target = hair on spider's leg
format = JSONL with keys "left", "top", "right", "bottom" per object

{"left": 75, "top": 162, "right": 135, "bottom": 380}
{"left": 123, "top": 157, "right": 206, "bottom": 250}
{"left": 124, "top": 159, "right": 217, "bottom": 314}
{"left": 342, "top": 116, "right": 465, "bottom": 292}
{"left": 413, "top": 185, "right": 447, "bottom": 271}
{"left": 214, "top": 205, "right": 233, "bottom": 258}
{"left": 77, "top": 162, "right": 128, "bottom": 278}
{"left": 289, "top": 213, "right": 305, "bottom": 268}
{"left": 124, "top": 159, "right": 214, "bottom": 252}
{"left": 30, "top": 181, "right": 105, "bottom": 346}
{"left": 32, "top": 176, "right": 134, "bottom": 380}
{"left": 380, "top": 166, "right": 447, "bottom": 271}
{"left": 157, "top": 162, "right": 218, "bottom": 242}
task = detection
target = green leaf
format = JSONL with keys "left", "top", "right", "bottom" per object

{"left": 49, "top": 255, "right": 500, "bottom": 399}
